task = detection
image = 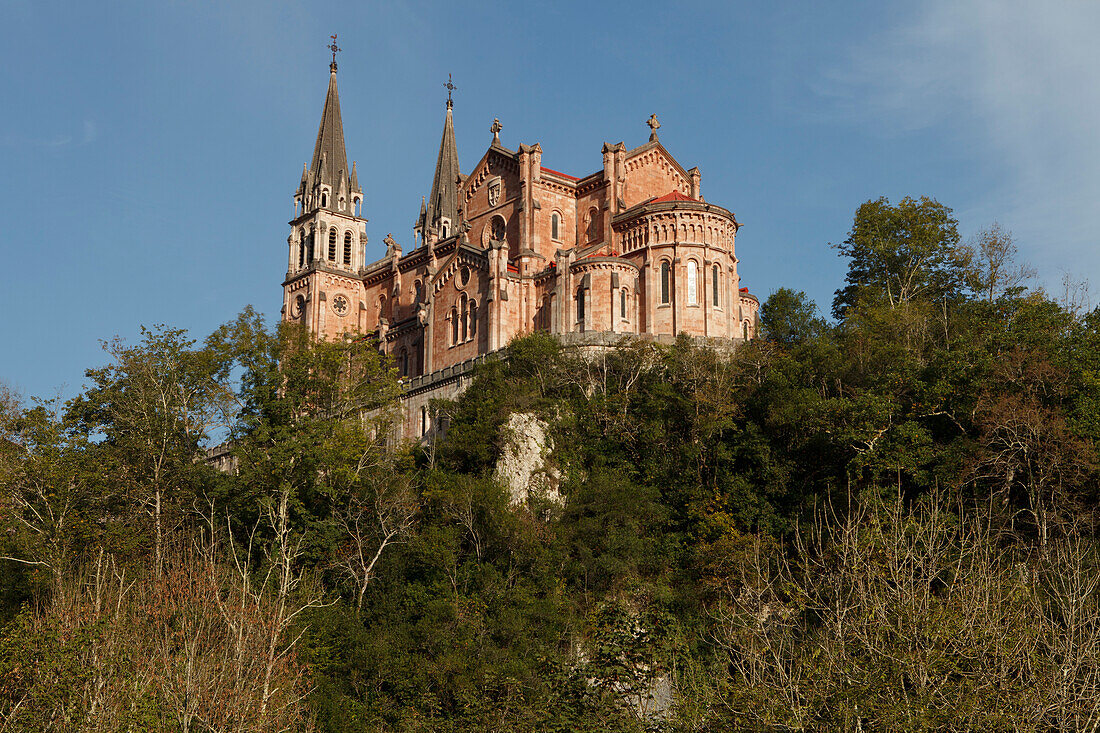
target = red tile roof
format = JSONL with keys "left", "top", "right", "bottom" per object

{"left": 650, "top": 190, "right": 695, "bottom": 204}
{"left": 541, "top": 166, "right": 580, "bottom": 181}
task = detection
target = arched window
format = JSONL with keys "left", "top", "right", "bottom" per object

{"left": 451, "top": 307, "right": 459, "bottom": 345}
{"left": 307, "top": 228, "right": 315, "bottom": 262}
{"left": 420, "top": 406, "right": 429, "bottom": 437}
{"left": 577, "top": 286, "right": 586, "bottom": 324}
{"left": 460, "top": 294, "right": 468, "bottom": 342}
{"left": 491, "top": 216, "right": 506, "bottom": 242}
{"left": 298, "top": 228, "right": 306, "bottom": 267}
{"left": 620, "top": 288, "right": 627, "bottom": 319}
{"left": 742, "top": 321, "right": 749, "bottom": 340}
{"left": 400, "top": 348, "right": 408, "bottom": 377}
{"left": 328, "top": 228, "right": 337, "bottom": 261}
{"left": 586, "top": 207, "right": 600, "bottom": 242}
{"left": 414, "top": 280, "right": 423, "bottom": 306}
{"left": 441, "top": 221, "right": 449, "bottom": 238}
{"left": 687, "top": 260, "right": 698, "bottom": 305}
{"left": 343, "top": 232, "right": 352, "bottom": 265}
{"left": 321, "top": 191, "right": 328, "bottom": 208}
{"left": 712, "top": 264, "right": 720, "bottom": 306}
{"left": 469, "top": 300, "right": 478, "bottom": 337}
{"left": 551, "top": 212, "right": 561, "bottom": 240}
{"left": 660, "top": 261, "right": 671, "bottom": 304}
{"left": 379, "top": 294, "right": 387, "bottom": 322}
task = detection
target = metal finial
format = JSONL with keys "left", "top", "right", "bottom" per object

{"left": 444, "top": 73, "right": 457, "bottom": 107}
{"left": 328, "top": 34, "right": 341, "bottom": 71}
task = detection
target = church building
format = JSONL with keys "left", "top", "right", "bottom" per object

{"left": 281, "top": 53, "right": 759, "bottom": 438}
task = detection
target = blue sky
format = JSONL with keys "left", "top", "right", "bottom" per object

{"left": 3, "top": 0, "right": 1099, "bottom": 402}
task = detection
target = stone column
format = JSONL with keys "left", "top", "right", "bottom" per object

{"left": 421, "top": 302, "right": 433, "bottom": 374}
{"left": 644, "top": 258, "right": 656, "bottom": 336}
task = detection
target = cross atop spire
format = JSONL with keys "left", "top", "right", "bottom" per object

{"left": 444, "top": 73, "right": 457, "bottom": 108}
{"left": 328, "top": 34, "right": 341, "bottom": 72}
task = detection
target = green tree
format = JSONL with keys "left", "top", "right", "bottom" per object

{"left": 832, "top": 196, "right": 969, "bottom": 319}
{"left": 65, "top": 326, "right": 230, "bottom": 578}
{"left": 760, "top": 287, "right": 827, "bottom": 347}
{"left": 0, "top": 400, "right": 102, "bottom": 594}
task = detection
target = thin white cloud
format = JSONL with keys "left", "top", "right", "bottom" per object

{"left": 1, "top": 118, "right": 98, "bottom": 149}
{"left": 822, "top": 0, "right": 1100, "bottom": 282}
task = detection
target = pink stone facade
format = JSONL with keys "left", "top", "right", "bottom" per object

{"left": 281, "top": 69, "right": 759, "bottom": 437}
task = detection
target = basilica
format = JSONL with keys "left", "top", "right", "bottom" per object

{"left": 281, "top": 53, "right": 759, "bottom": 437}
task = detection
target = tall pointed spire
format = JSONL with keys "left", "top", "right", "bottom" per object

{"left": 424, "top": 84, "right": 460, "bottom": 235}
{"left": 303, "top": 41, "right": 351, "bottom": 211}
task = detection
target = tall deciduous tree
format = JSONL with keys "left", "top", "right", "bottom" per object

{"left": 965, "top": 222, "right": 1035, "bottom": 302}
{"left": 832, "top": 196, "right": 969, "bottom": 319}
{"left": 66, "top": 326, "right": 230, "bottom": 579}
{"left": 0, "top": 400, "right": 100, "bottom": 592}
{"left": 209, "top": 309, "right": 409, "bottom": 606}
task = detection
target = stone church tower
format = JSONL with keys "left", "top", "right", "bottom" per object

{"left": 282, "top": 53, "right": 368, "bottom": 335}
{"left": 280, "top": 55, "right": 760, "bottom": 439}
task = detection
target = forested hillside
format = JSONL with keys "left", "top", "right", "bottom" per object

{"left": 4, "top": 197, "right": 1100, "bottom": 731}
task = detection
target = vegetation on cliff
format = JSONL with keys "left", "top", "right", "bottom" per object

{"left": 4, "top": 198, "right": 1100, "bottom": 731}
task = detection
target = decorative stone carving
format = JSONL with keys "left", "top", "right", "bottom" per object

{"left": 488, "top": 177, "right": 501, "bottom": 206}
{"left": 647, "top": 113, "right": 661, "bottom": 141}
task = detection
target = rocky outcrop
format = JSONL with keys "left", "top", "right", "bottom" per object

{"left": 494, "top": 412, "right": 560, "bottom": 505}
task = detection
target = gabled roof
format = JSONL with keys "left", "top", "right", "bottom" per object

{"left": 625, "top": 139, "right": 692, "bottom": 183}
{"left": 541, "top": 166, "right": 579, "bottom": 182}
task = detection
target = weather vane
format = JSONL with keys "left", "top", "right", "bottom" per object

{"left": 328, "top": 34, "right": 341, "bottom": 67}
{"left": 444, "top": 73, "right": 457, "bottom": 106}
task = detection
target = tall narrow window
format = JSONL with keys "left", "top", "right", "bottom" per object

{"left": 551, "top": 213, "right": 560, "bottom": 240}
{"left": 460, "top": 294, "right": 468, "bottom": 342}
{"left": 321, "top": 192, "right": 327, "bottom": 207}
{"left": 451, "top": 307, "right": 459, "bottom": 345}
{"left": 469, "top": 301, "right": 478, "bottom": 337}
{"left": 379, "top": 295, "right": 387, "bottom": 322}
{"left": 577, "top": 286, "right": 585, "bottom": 324}
{"left": 742, "top": 322, "right": 749, "bottom": 340}
{"left": 343, "top": 232, "right": 352, "bottom": 265}
{"left": 620, "top": 288, "right": 627, "bottom": 319}
{"left": 687, "top": 261, "right": 698, "bottom": 305}
{"left": 400, "top": 349, "right": 408, "bottom": 377}
{"left": 298, "top": 229, "right": 305, "bottom": 267}
{"left": 712, "top": 264, "right": 720, "bottom": 306}
{"left": 307, "top": 229, "right": 315, "bottom": 262}
{"left": 660, "top": 261, "right": 670, "bottom": 304}
{"left": 328, "top": 228, "right": 337, "bottom": 261}
{"left": 586, "top": 208, "right": 600, "bottom": 242}
{"left": 414, "top": 280, "right": 423, "bottom": 306}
